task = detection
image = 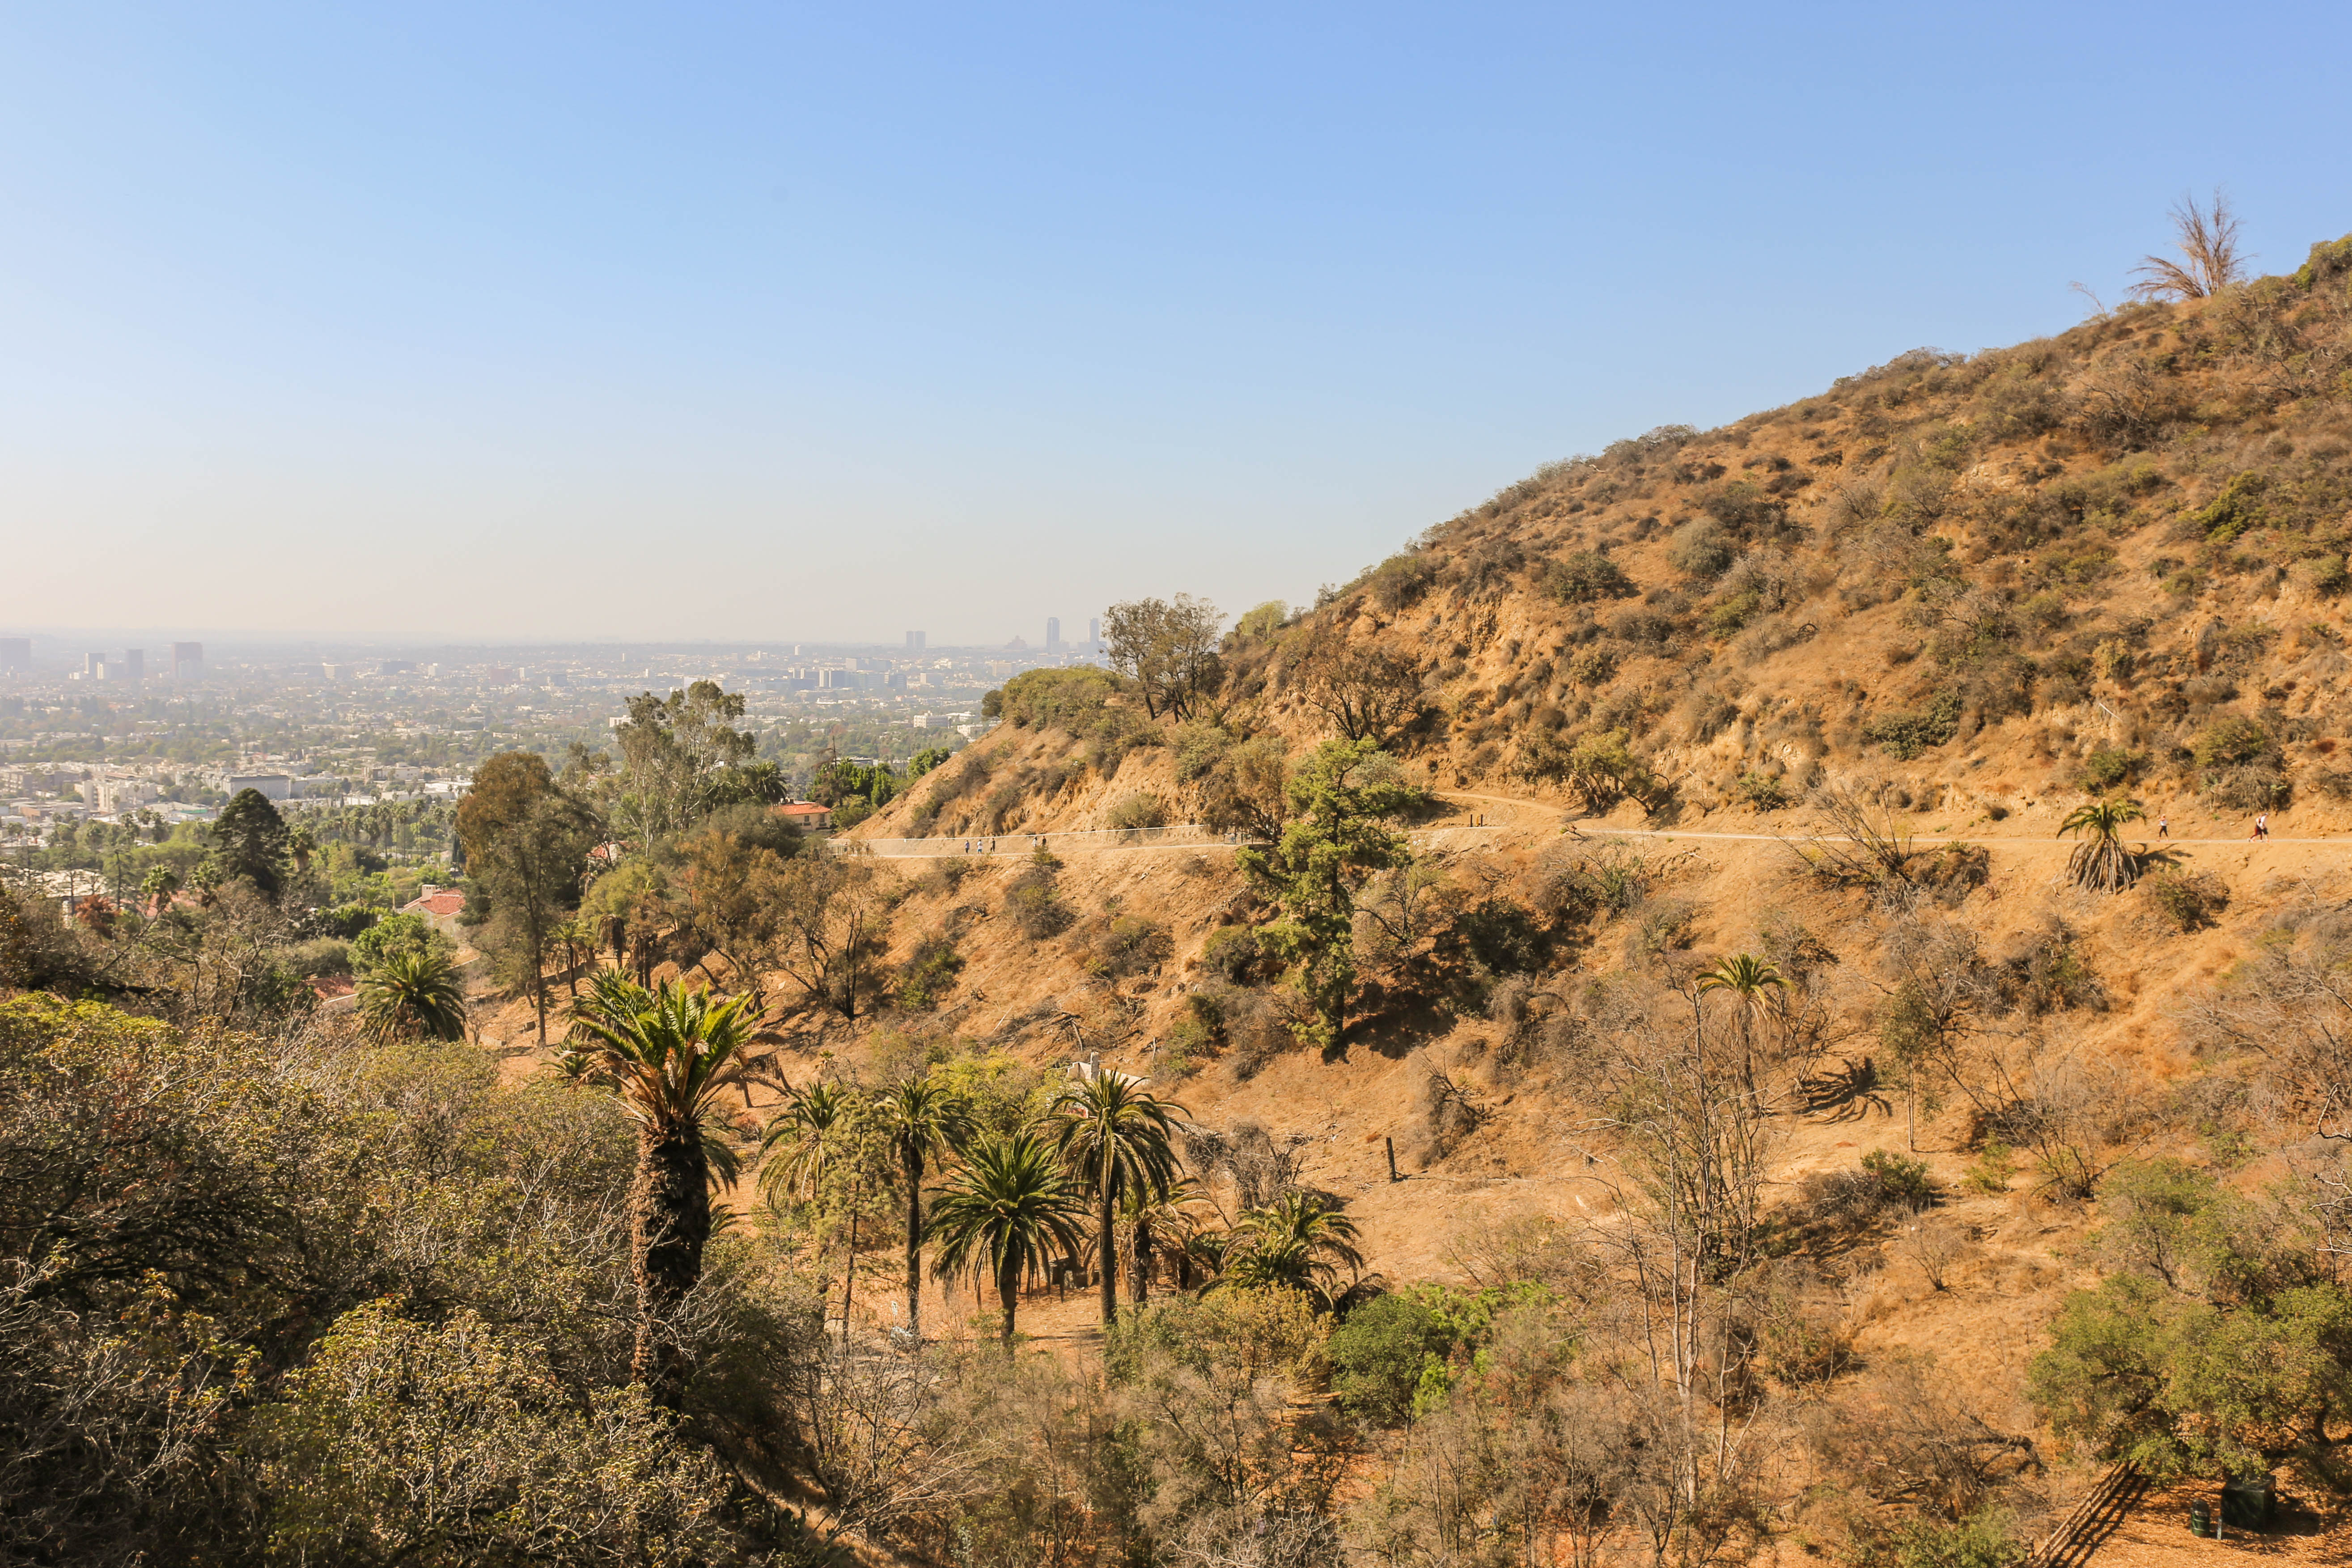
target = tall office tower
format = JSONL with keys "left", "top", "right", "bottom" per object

{"left": 906, "top": 630, "right": 926, "bottom": 651}
{"left": 0, "top": 638, "right": 28, "bottom": 672}
{"left": 1046, "top": 617, "right": 1062, "bottom": 652}
{"left": 123, "top": 649, "right": 144, "bottom": 682}
{"left": 85, "top": 653, "right": 102, "bottom": 678}
{"left": 173, "top": 641, "right": 205, "bottom": 682}
{"left": 1088, "top": 616, "right": 1100, "bottom": 647}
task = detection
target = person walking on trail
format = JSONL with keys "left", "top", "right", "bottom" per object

{"left": 2156, "top": 815, "right": 2168, "bottom": 838}
{"left": 2255, "top": 812, "right": 2270, "bottom": 840}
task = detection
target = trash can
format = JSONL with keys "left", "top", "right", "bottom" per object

{"left": 2220, "top": 1473, "right": 2275, "bottom": 1530}
{"left": 2189, "top": 1499, "right": 2211, "bottom": 1537}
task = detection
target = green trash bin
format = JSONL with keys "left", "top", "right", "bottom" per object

{"left": 2189, "top": 1499, "right": 2211, "bottom": 1537}
{"left": 2220, "top": 1473, "right": 2275, "bottom": 1530}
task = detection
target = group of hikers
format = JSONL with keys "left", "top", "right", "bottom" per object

{"left": 2146, "top": 812, "right": 2271, "bottom": 839}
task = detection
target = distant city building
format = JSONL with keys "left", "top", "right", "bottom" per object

{"left": 1089, "top": 616, "right": 1100, "bottom": 647}
{"left": 776, "top": 802, "right": 833, "bottom": 834}
{"left": 377, "top": 659, "right": 415, "bottom": 677}
{"left": 123, "top": 649, "right": 144, "bottom": 683}
{"left": 85, "top": 653, "right": 102, "bottom": 679}
{"left": 1046, "top": 617, "right": 1061, "bottom": 651}
{"left": 906, "top": 630, "right": 926, "bottom": 650}
{"left": 1005, "top": 636, "right": 1028, "bottom": 652}
{"left": 483, "top": 666, "right": 518, "bottom": 685}
{"left": 0, "top": 638, "right": 28, "bottom": 672}
{"left": 172, "top": 642, "right": 204, "bottom": 682}
{"left": 320, "top": 662, "right": 345, "bottom": 682}
{"left": 223, "top": 773, "right": 295, "bottom": 801}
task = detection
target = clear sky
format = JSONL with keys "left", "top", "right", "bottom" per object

{"left": 4, "top": 2, "right": 2348, "bottom": 646}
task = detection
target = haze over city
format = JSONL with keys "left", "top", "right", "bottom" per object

{"left": 8, "top": 3, "right": 2350, "bottom": 644}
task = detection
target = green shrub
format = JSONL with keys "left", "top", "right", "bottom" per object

{"left": 2078, "top": 747, "right": 2144, "bottom": 791}
{"left": 2192, "top": 716, "right": 2273, "bottom": 769}
{"left": 1863, "top": 690, "right": 1963, "bottom": 759}
{"left": 896, "top": 934, "right": 964, "bottom": 1009}
{"left": 995, "top": 665, "right": 1129, "bottom": 731}
{"left": 1962, "top": 1142, "right": 2017, "bottom": 1196}
{"left": 1326, "top": 1294, "right": 1454, "bottom": 1425}
{"left": 351, "top": 911, "right": 451, "bottom": 972}
{"left": 1105, "top": 792, "right": 1168, "bottom": 831}
{"left": 1850, "top": 1510, "right": 2023, "bottom": 1568}
{"left": 1708, "top": 588, "right": 1764, "bottom": 636}
{"left": 2188, "top": 472, "right": 2268, "bottom": 543}
{"left": 2295, "top": 553, "right": 2349, "bottom": 595}
{"left": 1733, "top": 771, "right": 1790, "bottom": 810}
{"left": 1544, "top": 550, "right": 1636, "bottom": 604}
{"left": 1199, "top": 925, "right": 1267, "bottom": 984}
{"left": 1004, "top": 850, "right": 1071, "bottom": 939}
{"left": 1077, "top": 913, "right": 1172, "bottom": 978}
{"left": 1668, "top": 519, "right": 1735, "bottom": 580}
{"left": 1862, "top": 1149, "right": 1936, "bottom": 1209}
{"left": 2143, "top": 870, "right": 2228, "bottom": 932}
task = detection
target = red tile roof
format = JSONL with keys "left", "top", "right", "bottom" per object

{"left": 404, "top": 891, "right": 466, "bottom": 918}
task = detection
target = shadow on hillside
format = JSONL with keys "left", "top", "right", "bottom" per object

{"left": 1340, "top": 996, "right": 1456, "bottom": 1062}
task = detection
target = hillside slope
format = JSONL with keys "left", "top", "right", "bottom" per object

{"left": 782, "top": 232, "right": 2352, "bottom": 1553}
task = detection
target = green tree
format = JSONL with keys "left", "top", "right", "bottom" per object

{"left": 1219, "top": 1191, "right": 1365, "bottom": 1303}
{"left": 562, "top": 974, "right": 776, "bottom": 1407}
{"left": 608, "top": 679, "right": 758, "bottom": 844}
{"left": 757, "top": 1079, "right": 854, "bottom": 1208}
{"left": 2059, "top": 797, "right": 2147, "bottom": 893}
{"left": 356, "top": 949, "right": 468, "bottom": 1044}
{"left": 1105, "top": 594, "right": 1224, "bottom": 719}
{"left": 458, "top": 751, "right": 600, "bottom": 1044}
{"left": 254, "top": 1300, "right": 733, "bottom": 1566}
{"left": 925, "top": 1131, "right": 1089, "bottom": 1345}
{"left": 770, "top": 856, "right": 895, "bottom": 1020}
{"left": 2029, "top": 1159, "right": 2352, "bottom": 1485}
{"left": 1698, "top": 953, "right": 1787, "bottom": 1098}
{"left": 209, "top": 789, "right": 291, "bottom": 898}
{"left": 877, "top": 1077, "right": 972, "bottom": 1343}
{"left": 1236, "top": 738, "right": 1415, "bottom": 1049}
{"left": 1051, "top": 1072, "right": 1185, "bottom": 1326}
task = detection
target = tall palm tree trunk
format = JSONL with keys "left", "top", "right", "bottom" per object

{"left": 1131, "top": 1219, "right": 1152, "bottom": 1308}
{"left": 998, "top": 1254, "right": 1021, "bottom": 1344}
{"left": 629, "top": 1125, "right": 712, "bottom": 1410}
{"left": 1098, "top": 1182, "right": 1117, "bottom": 1325}
{"left": 904, "top": 1143, "right": 925, "bottom": 1342}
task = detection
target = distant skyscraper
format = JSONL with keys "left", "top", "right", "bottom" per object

{"left": 172, "top": 641, "right": 204, "bottom": 682}
{"left": 123, "top": 648, "right": 144, "bottom": 683}
{"left": 907, "top": 630, "right": 926, "bottom": 651}
{"left": 0, "top": 638, "right": 28, "bottom": 672}
{"left": 1088, "top": 616, "right": 1100, "bottom": 647}
{"left": 85, "top": 653, "right": 102, "bottom": 679}
{"left": 1046, "top": 617, "right": 1062, "bottom": 652}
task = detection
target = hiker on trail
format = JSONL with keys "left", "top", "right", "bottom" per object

{"left": 2255, "top": 812, "right": 2270, "bottom": 840}
{"left": 2157, "top": 816, "right": 2168, "bottom": 838}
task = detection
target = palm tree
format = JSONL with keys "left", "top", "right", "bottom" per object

{"left": 1051, "top": 1072, "right": 1184, "bottom": 1325}
{"left": 288, "top": 825, "right": 317, "bottom": 878}
{"left": 1114, "top": 1178, "right": 1205, "bottom": 1307}
{"left": 1218, "top": 1191, "right": 1364, "bottom": 1304}
{"left": 1698, "top": 953, "right": 1787, "bottom": 1097}
{"left": 138, "top": 865, "right": 181, "bottom": 916}
{"left": 926, "top": 1132, "right": 1089, "bottom": 1345}
{"left": 878, "top": 1078, "right": 973, "bottom": 1343}
{"left": 356, "top": 948, "right": 468, "bottom": 1043}
{"left": 2060, "top": 797, "right": 2148, "bottom": 893}
{"left": 564, "top": 973, "right": 777, "bottom": 1407}
{"left": 757, "top": 1079, "right": 854, "bottom": 1208}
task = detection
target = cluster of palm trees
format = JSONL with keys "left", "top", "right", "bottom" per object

{"left": 757, "top": 1063, "right": 1361, "bottom": 1344}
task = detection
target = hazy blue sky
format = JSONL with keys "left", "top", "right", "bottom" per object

{"left": 4, "top": 2, "right": 2348, "bottom": 645}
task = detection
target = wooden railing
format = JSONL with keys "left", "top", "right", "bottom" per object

{"left": 2026, "top": 1462, "right": 2144, "bottom": 1568}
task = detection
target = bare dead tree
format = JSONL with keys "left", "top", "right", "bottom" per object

{"left": 2128, "top": 191, "right": 2247, "bottom": 301}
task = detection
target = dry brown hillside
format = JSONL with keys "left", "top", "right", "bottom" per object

{"left": 456, "top": 230, "right": 2352, "bottom": 1563}
{"left": 755, "top": 229, "right": 2352, "bottom": 1559}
